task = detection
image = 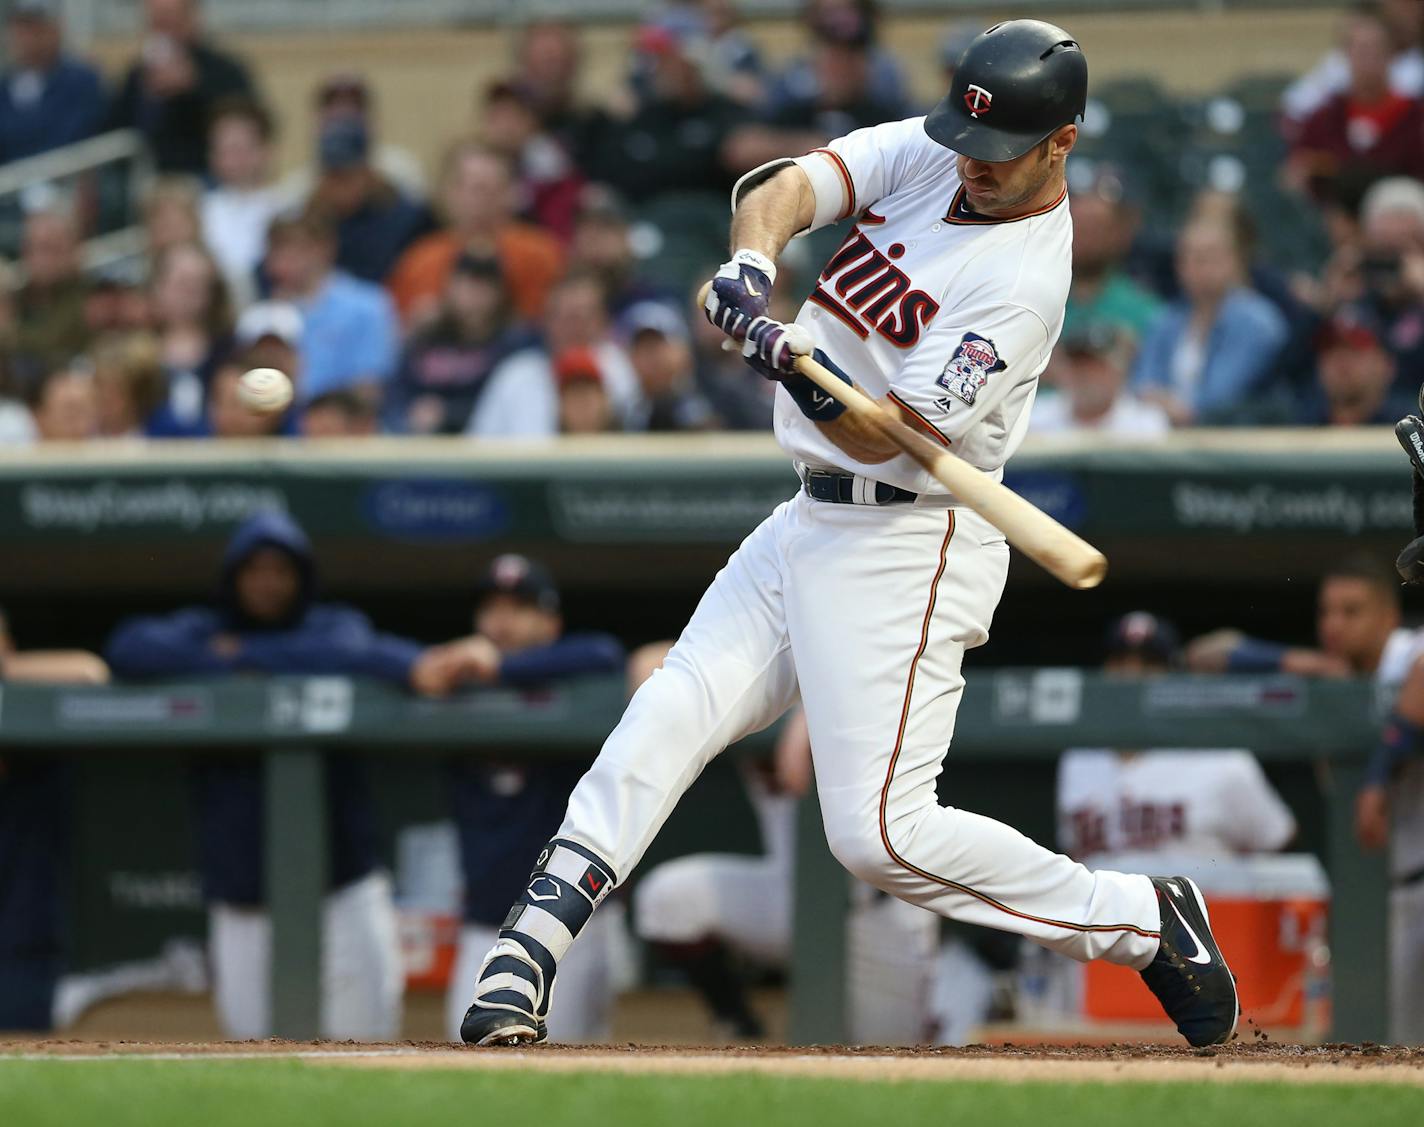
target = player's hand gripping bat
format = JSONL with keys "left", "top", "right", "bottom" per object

{"left": 698, "top": 283, "right": 1107, "bottom": 589}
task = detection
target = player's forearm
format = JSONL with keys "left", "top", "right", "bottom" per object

{"left": 728, "top": 166, "right": 816, "bottom": 263}
{"left": 816, "top": 396, "right": 903, "bottom": 464}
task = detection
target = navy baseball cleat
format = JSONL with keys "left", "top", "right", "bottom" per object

{"left": 1140, "top": 876, "right": 1239, "bottom": 1047}
{"left": 460, "top": 1001, "right": 546, "bottom": 1047}
{"left": 459, "top": 941, "right": 549, "bottom": 1047}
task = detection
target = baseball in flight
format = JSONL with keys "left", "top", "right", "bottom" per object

{"left": 237, "top": 367, "right": 293, "bottom": 414}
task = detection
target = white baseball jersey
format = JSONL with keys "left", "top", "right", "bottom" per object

{"left": 777, "top": 116, "right": 1072, "bottom": 494}
{"left": 1057, "top": 750, "right": 1296, "bottom": 862}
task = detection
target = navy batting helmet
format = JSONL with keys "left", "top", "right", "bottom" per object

{"left": 925, "top": 20, "right": 1088, "bottom": 163}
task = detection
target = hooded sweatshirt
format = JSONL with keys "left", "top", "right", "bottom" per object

{"left": 105, "top": 510, "right": 423, "bottom": 904}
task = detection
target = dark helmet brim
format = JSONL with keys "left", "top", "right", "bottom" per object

{"left": 924, "top": 97, "right": 1056, "bottom": 163}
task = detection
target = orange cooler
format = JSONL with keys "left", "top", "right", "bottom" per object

{"left": 1081, "top": 854, "right": 1330, "bottom": 1037}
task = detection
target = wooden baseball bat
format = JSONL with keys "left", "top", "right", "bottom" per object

{"left": 698, "top": 284, "right": 1107, "bottom": 589}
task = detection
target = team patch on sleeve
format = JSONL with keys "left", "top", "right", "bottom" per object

{"left": 937, "top": 332, "right": 1006, "bottom": 406}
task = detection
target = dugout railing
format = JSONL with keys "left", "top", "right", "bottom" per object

{"left": 0, "top": 672, "right": 1389, "bottom": 1043}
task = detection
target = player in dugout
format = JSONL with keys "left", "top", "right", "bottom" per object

{"left": 0, "top": 608, "right": 109, "bottom": 1032}
{"left": 103, "top": 509, "right": 491, "bottom": 1040}
{"left": 437, "top": 555, "right": 625, "bottom": 1043}
{"left": 1187, "top": 553, "right": 1422, "bottom": 1042}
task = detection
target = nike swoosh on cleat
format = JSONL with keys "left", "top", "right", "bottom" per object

{"left": 1166, "top": 892, "right": 1214, "bottom": 965}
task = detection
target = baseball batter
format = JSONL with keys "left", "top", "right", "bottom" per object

{"left": 461, "top": 20, "right": 1238, "bottom": 1049}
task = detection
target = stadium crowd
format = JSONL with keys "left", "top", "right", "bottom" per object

{"left": 0, "top": 0, "right": 1422, "bottom": 445}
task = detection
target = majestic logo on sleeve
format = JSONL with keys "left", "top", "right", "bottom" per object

{"left": 963, "top": 85, "right": 993, "bottom": 117}
{"left": 937, "top": 332, "right": 1006, "bottom": 405}
{"left": 809, "top": 228, "right": 941, "bottom": 349}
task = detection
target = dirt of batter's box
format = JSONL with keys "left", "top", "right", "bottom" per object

{"left": 3, "top": 1039, "right": 1422, "bottom": 1069}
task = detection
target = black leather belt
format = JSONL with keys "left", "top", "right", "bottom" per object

{"left": 802, "top": 468, "right": 918, "bottom": 506}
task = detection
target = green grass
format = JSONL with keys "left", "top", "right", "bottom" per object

{"left": 0, "top": 1060, "right": 1419, "bottom": 1127}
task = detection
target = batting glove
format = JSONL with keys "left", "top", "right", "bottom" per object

{"left": 742, "top": 316, "right": 814, "bottom": 379}
{"left": 704, "top": 249, "right": 776, "bottom": 340}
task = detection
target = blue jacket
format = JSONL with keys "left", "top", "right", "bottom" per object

{"left": 0, "top": 57, "right": 106, "bottom": 163}
{"left": 105, "top": 510, "right": 424, "bottom": 905}
{"left": 451, "top": 632, "right": 625, "bottom": 925}
{"left": 1130, "top": 288, "right": 1288, "bottom": 422}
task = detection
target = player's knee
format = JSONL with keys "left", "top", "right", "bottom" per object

{"left": 822, "top": 821, "right": 897, "bottom": 889}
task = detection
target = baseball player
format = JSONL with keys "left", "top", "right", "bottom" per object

{"left": 461, "top": 20, "right": 1237, "bottom": 1049}
{"left": 1061, "top": 613, "right": 1297, "bottom": 862}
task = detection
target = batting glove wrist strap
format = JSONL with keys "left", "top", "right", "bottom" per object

{"left": 783, "top": 348, "right": 850, "bottom": 422}
{"left": 730, "top": 248, "right": 777, "bottom": 283}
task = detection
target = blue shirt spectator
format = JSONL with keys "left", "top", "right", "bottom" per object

{"left": 264, "top": 209, "right": 400, "bottom": 404}
{"left": 0, "top": 3, "right": 105, "bottom": 164}
{"left": 1130, "top": 220, "right": 1288, "bottom": 425}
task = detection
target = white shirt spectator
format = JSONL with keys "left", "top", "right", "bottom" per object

{"left": 202, "top": 184, "right": 285, "bottom": 310}
{"left": 1031, "top": 390, "right": 1170, "bottom": 438}
{"left": 1058, "top": 749, "right": 1296, "bottom": 861}
{"left": 0, "top": 399, "right": 35, "bottom": 444}
{"left": 466, "top": 341, "right": 639, "bottom": 438}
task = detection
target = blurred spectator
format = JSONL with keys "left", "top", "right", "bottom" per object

{"left": 1288, "top": 5, "right": 1424, "bottom": 196}
{"left": 265, "top": 208, "right": 399, "bottom": 405}
{"left": 1059, "top": 612, "right": 1295, "bottom": 862}
{"left": 1130, "top": 219, "right": 1288, "bottom": 425}
{"left": 1031, "top": 324, "right": 1169, "bottom": 438}
{"left": 387, "top": 253, "right": 534, "bottom": 435}
{"left": 937, "top": 22, "right": 981, "bottom": 90}
{"left": 202, "top": 97, "right": 283, "bottom": 308}
{"left": 0, "top": 0, "right": 105, "bottom": 163}
{"left": 0, "top": 610, "right": 108, "bottom": 1033}
{"left": 1282, "top": 0, "right": 1424, "bottom": 129}
{"left": 14, "top": 207, "right": 90, "bottom": 365}
{"left": 104, "top": 509, "right": 490, "bottom": 1040}
{"left": 276, "top": 72, "right": 427, "bottom": 209}
{"left": 146, "top": 241, "right": 233, "bottom": 437}
{"left": 465, "top": 273, "right": 638, "bottom": 438}
{"left": 440, "top": 554, "right": 625, "bottom": 1043}
{"left": 204, "top": 350, "right": 285, "bottom": 439}
{"left": 580, "top": 13, "right": 748, "bottom": 204}
{"left": 388, "top": 141, "right": 565, "bottom": 327}
{"left": 554, "top": 346, "right": 616, "bottom": 434}
{"left": 143, "top": 175, "right": 203, "bottom": 256}
{"left": 1063, "top": 166, "right": 1160, "bottom": 341}
{"left": 480, "top": 81, "right": 584, "bottom": 241}
{"left": 1299, "top": 310, "right": 1400, "bottom": 425}
{"left": 301, "top": 389, "right": 379, "bottom": 438}
{"left": 27, "top": 363, "right": 97, "bottom": 441}
{"left": 108, "top": 0, "right": 256, "bottom": 176}
{"left": 768, "top": 1, "right": 910, "bottom": 122}
{"left": 690, "top": 304, "right": 775, "bottom": 431}
{"left": 82, "top": 274, "right": 151, "bottom": 338}
{"left": 726, "top": 1, "right": 903, "bottom": 170}
{"left": 1351, "top": 177, "right": 1424, "bottom": 395}
{"left": 697, "top": 0, "right": 765, "bottom": 106}
{"left": 0, "top": 376, "right": 35, "bottom": 444}
{"left": 622, "top": 301, "right": 718, "bottom": 432}
{"left": 309, "top": 115, "right": 427, "bottom": 285}
{"left": 566, "top": 185, "right": 675, "bottom": 318}
{"left": 91, "top": 332, "right": 166, "bottom": 439}
{"left": 510, "top": 20, "right": 590, "bottom": 143}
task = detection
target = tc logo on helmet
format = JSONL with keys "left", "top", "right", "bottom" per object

{"left": 963, "top": 84, "right": 993, "bottom": 117}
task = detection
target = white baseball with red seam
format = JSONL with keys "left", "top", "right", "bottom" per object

{"left": 237, "top": 367, "right": 293, "bottom": 414}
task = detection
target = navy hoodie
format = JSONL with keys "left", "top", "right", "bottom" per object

{"left": 105, "top": 511, "right": 423, "bottom": 905}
